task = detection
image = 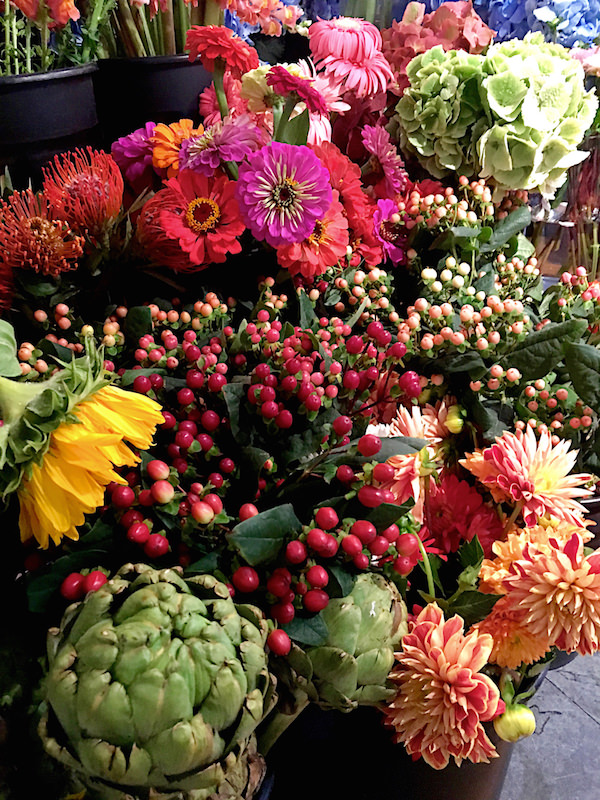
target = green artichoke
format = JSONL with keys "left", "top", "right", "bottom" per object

{"left": 395, "top": 45, "right": 487, "bottom": 178}
{"left": 40, "top": 564, "right": 276, "bottom": 800}
{"left": 273, "top": 574, "right": 407, "bottom": 713}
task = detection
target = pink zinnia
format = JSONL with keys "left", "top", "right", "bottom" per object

{"left": 111, "top": 121, "right": 157, "bottom": 190}
{"left": 362, "top": 124, "right": 409, "bottom": 199}
{"left": 309, "top": 17, "right": 383, "bottom": 63}
{"left": 373, "top": 198, "right": 406, "bottom": 265}
{"left": 266, "top": 66, "right": 328, "bottom": 116}
{"left": 236, "top": 142, "right": 332, "bottom": 247}
{"left": 461, "top": 427, "right": 593, "bottom": 528}
{"left": 383, "top": 603, "right": 503, "bottom": 770}
{"left": 179, "top": 115, "right": 267, "bottom": 176}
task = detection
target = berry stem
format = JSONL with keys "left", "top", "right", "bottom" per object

{"left": 257, "top": 696, "right": 310, "bottom": 756}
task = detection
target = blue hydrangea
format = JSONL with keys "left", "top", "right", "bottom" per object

{"left": 224, "top": 9, "right": 259, "bottom": 43}
{"left": 302, "top": 0, "right": 344, "bottom": 20}
{"left": 471, "top": 0, "right": 530, "bottom": 41}
{"left": 525, "top": 0, "right": 600, "bottom": 47}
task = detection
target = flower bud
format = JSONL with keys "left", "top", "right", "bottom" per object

{"left": 445, "top": 405, "right": 464, "bottom": 434}
{"left": 493, "top": 704, "right": 536, "bottom": 742}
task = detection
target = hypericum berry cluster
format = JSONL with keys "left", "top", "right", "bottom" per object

{"left": 59, "top": 569, "right": 108, "bottom": 601}
{"left": 469, "top": 363, "right": 522, "bottom": 394}
{"left": 515, "top": 379, "right": 596, "bottom": 441}
{"left": 493, "top": 253, "right": 540, "bottom": 298}
{"left": 326, "top": 264, "right": 396, "bottom": 322}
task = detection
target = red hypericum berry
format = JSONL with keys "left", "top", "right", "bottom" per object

{"left": 179, "top": 420, "right": 198, "bottom": 435}
{"left": 161, "top": 411, "right": 176, "bottom": 429}
{"left": 127, "top": 522, "right": 150, "bottom": 544}
{"left": 285, "top": 540, "right": 307, "bottom": 564}
{"left": 341, "top": 534, "right": 363, "bottom": 556}
{"left": 357, "top": 434, "right": 381, "bottom": 457}
{"left": 151, "top": 480, "right": 175, "bottom": 504}
{"left": 351, "top": 520, "right": 377, "bottom": 545}
{"left": 267, "top": 629, "right": 291, "bottom": 656}
{"left": 367, "top": 320, "right": 384, "bottom": 338}
{"left": 232, "top": 566, "right": 260, "bottom": 593}
{"left": 346, "top": 335, "right": 364, "bottom": 354}
{"left": 314, "top": 506, "right": 339, "bottom": 530}
{"left": 260, "top": 386, "right": 276, "bottom": 403}
{"left": 239, "top": 503, "right": 259, "bottom": 521}
{"left": 382, "top": 523, "right": 400, "bottom": 543}
{"left": 83, "top": 570, "right": 108, "bottom": 593}
{"left": 280, "top": 375, "right": 297, "bottom": 393}
{"left": 261, "top": 400, "right": 279, "bottom": 419}
{"left": 177, "top": 388, "right": 195, "bottom": 406}
{"left": 365, "top": 366, "right": 379, "bottom": 382}
{"left": 306, "top": 528, "right": 328, "bottom": 551}
{"left": 353, "top": 553, "right": 370, "bottom": 569}
{"left": 112, "top": 485, "right": 135, "bottom": 509}
{"left": 173, "top": 458, "right": 188, "bottom": 474}
{"left": 191, "top": 500, "right": 215, "bottom": 524}
{"left": 120, "top": 509, "right": 143, "bottom": 528}
{"left": 396, "top": 533, "right": 420, "bottom": 558}
{"left": 332, "top": 415, "right": 352, "bottom": 436}
{"left": 295, "top": 580, "right": 307, "bottom": 596}
{"left": 219, "top": 457, "right": 235, "bottom": 474}
{"left": 149, "top": 373, "right": 164, "bottom": 390}
{"left": 187, "top": 370, "right": 205, "bottom": 389}
{"left": 186, "top": 344, "right": 201, "bottom": 362}
{"left": 60, "top": 572, "right": 85, "bottom": 601}
{"left": 209, "top": 472, "right": 224, "bottom": 488}
{"left": 393, "top": 555, "right": 414, "bottom": 576}
{"left": 373, "top": 463, "right": 395, "bottom": 482}
{"left": 304, "top": 589, "right": 329, "bottom": 613}
{"left": 271, "top": 601, "right": 295, "bottom": 624}
{"left": 398, "top": 370, "right": 422, "bottom": 399}
{"left": 147, "top": 459, "right": 170, "bottom": 481}
{"left": 368, "top": 536, "right": 390, "bottom": 556}
{"left": 208, "top": 373, "right": 227, "bottom": 392}
{"left": 388, "top": 342, "right": 407, "bottom": 359}
{"left": 358, "top": 485, "right": 383, "bottom": 508}
{"left": 138, "top": 489, "right": 154, "bottom": 507}
{"left": 197, "top": 433, "right": 214, "bottom": 452}
{"left": 255, "top": 362, "right": 271, "bottom": 379}
{"left": 144, "top": 534, "right": 170, "bottom": 558}
{"left": 320, "top": 534, "right": 339, "bottom": 558}
{"left": 276, "top": 409, "right": 294, "bottom": 429}
{"left": 201, "top": 410, "right": 220, "bottom": 431}
{"left": 336, "top": 465, "right": 355, "bottom": 483}
{"left": 203, "top": 493, "right": 223, "bottom": 514}
{"left": 342, "top": 370, "right": 360, "bottom": 390}
{"left": 306, "top": 565, "right": 329, "bottom": 588}
{"left": 304, "top": 393, "right": 321, "bottom": 412}
{"left": 175, "top": 430, "right": 194, "bottom": 450}
{"left": 133, "top": 375, "right": 152, "bottom": 394}
{"left": 267, "top": 575, "right": 291, "bottom": 598}
{"left": 381, "top": 488, "right": 395, "bottom": 504}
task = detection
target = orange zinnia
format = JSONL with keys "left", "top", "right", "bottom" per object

{"left": 151, "top": 119, "right": 204, "bottom": 177}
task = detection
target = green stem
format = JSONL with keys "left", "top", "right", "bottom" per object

{"left": 160, "top": 0, "right": 176, "bottom": 55}
{"left": 174, "top": 0, "right": 189, "bottom": 53}
{"left": 138, "top": 6, "right": 156, "bottom": 57}
{"left": 11, "top": 13, "right": 18, "bottom": 74}
{"left": 3, "top": 0, "right": 11, "bottom": 76}
{"left": 40, "top": 4, "right": 51, "bottom": 72}
{"left": 257, "top": 698, "right": 310, "bottom": 756}
{"left": 503, "top": 500, "right": 523, "bottom": 536}
{"left": 117, "top": 0, "right": 146, "bottom": 58}
{"left": 25, "top": 19, "right": 31, "bottom": 73}
{"left": 212, "top": 61, "right": 229, "bottom": 120}
{"left": 0, "top": 376, "right": 51, "bottom": 425}
{"left": 274, "top": 95, "right": 297, "bottom": 142}
{"left": 203, "top": 0, "right": 222, "bottom": 25}
{"left": 81, "top": 0, "right": 107, "bottom": 61}
{"left": 416, "top": 535, "right": 435, "bottom": 601}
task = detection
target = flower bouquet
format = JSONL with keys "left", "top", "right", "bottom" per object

{"left": 1, "top": 9, "right": 600, "bottom": 800}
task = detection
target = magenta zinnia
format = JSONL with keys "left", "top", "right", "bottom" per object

{"left": 236, "top": 142, "right": 332, "bottom": 247}
{"left": 461, "top": 427, "right": 593, "bottom": 527}
{"left": 362, "top": 124, "right": 409, "bottom": 199}
{"left": 179, "top": 115, "right": 267, "bottom": 176}
{"left": 159, "top": 171, "right": 245, "bottom": 270}
{"left": 266, "top": 66, "right": 328, "bottom": 115}
{"left": 383, "top": 603, "right": 503, "bottom": 769}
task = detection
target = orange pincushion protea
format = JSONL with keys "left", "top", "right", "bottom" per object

{"left": 383, "top": 603, "right": 503, "bottom": 769}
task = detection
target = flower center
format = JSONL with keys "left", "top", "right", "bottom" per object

{"left": 185, "top": 197, "right": 221, "bottom": 233}
{"left": 309, "top": 218, "right": 328, "bottom": 247}
{"left": 66, "top": 174, "right": 105, "bottom": 200}
{"left": 271, "top": 178, "right": 298, "bottom": 210}
{"left": 379, "top": 220, "right": 401, "bottom": 243}
{"left": 26, "top": 216, "right": 63, "bottom": 247}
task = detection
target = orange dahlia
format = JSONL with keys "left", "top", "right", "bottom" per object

{"left": 186, "top": 25, "right": 259, "bottom": 79}
{"left": 383, "top": 603, "right": 503, "bottom": 769}
{"left": 504, "top": 533, "right": 600, "bottom": 656}
{"left": 0, "top": 189, "right": 83, "bottom": 280}
{"left": 471, "top": 595, "right": 551, "bottom": 669}
{"left": 42, "top": 148, "right": 123, "bottom": 240}
{"left": 460, "top": 427, "right": 592, "bottom": 527}
{"left": 151, "top": 119, "right": 203, "bottom": 178}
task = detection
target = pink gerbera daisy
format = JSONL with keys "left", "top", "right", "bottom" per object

{"left": 460, "top": 427, "right": 593, "bottom": 528}
{"left": 236, "top": 142, "right": 332, "bottom": 247}
{"left": 317, "top": 52, "right": 393, "bottom": 99}
{"left": 383, "top": 603, "right": 503, "bottom": 769}
{"left": 309, "top": 17, "right": 383, "bottom": 63}
{"left": 361, "top": 124, "right": 409, "bottom": 199}
{"left": 276, "top": 190, "right": 349, "bottom": 279}
{"left": 159, "top": 171, "right": 245, "bottom": 269}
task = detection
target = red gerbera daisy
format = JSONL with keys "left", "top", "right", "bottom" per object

{"left": 159, "top": 170, "right": 246, "bottom": 270}
{"left": 276, "top": 191, "right": 349, "bottom": 280}
{"left": 0, "top": 190, "right": 84, "bottom": 287}
{"left": 186, "top": 25, "right": 259, "bottom": 79}
{"left": 266, "top": 66, "right": 328, "bottom": 115}
{"left": 42, "top": 148, "right": 124, "bottom": 240}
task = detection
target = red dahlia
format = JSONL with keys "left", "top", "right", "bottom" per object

{"left": 186, "top": 25, "right": 259, "bottom": 79}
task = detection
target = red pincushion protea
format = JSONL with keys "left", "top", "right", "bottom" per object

{"left": 0, "top": 190, "right": 84, "bottom": 290}
{"left": 186, "top": 25, "right": 259, "bottom": 79}
{"left": 42, "top": 148, "right": 124, "bottom": 239}
{"left": 159, "top": 170, "right": 246, "bottom": 270}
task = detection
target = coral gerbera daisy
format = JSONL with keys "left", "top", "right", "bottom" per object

{"left": 383, "top": 603, "right": 503, "bottom": 769}
{"left": 151, "top": 119, "right": 204, "bottom": 178}
{"left": 42, "top": 148, "right": 124, "bottom": 240}
{"left": 159, "top": 170, "right": 246, "bottom": 269}
{"left": 0, "top": 335, "right": 163, "bottom": 548}
{"left": 0, "top": 189, "right": 84, "bottom": 279}
{"left": 276, "top": 190, "right": 349, "bottom": 279}
{"left": 186, "top": 25, "right": 259, "bottom": 79}
{"left": 460, "top": 427, "right": 593, "bottom": 528}
{"left": 504, "top": 533, "right": 600, "bottom": 656}
{"left": 236, "top": 142, "right": 332, "bottom": 247}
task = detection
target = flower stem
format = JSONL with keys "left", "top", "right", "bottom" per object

{"left": 138, "top": 6, "right": 156, "bottom": 57}
{"left": 203, "top": 0, "right": 223, "bottom": 25}
{"left": 274, "top": 95, "right": 297, "bottom": 142}
{"left": 11, "top": 12, "right": 18, "bottom": 75}
{"left": 257, "top": 697, "right": 310, "bottom": 756}
{"left": 117, "top": 0, "right": 146, "bottom": 58}
{"left": 3, "top": 0, "right": 11, "bottom": 76}
{"left": 212, "top": 61, "right": 229, "bottom": 120}
{"left": 160, "top": 0, "right": 176, "bottom": 56}
{"left": 82, "top": 0, "right": 109, "bottom": 62}
{"left": 416, "top": 535, "right": 436, "bottom": 600}
{"left": 174, "top": 0, "right": 189, "bottom": 53}
{"left": 503, "top": 500, "right": 523, "bottom": 536}
{"left": 25, "top": 18, "right": 31, "bottom": 73}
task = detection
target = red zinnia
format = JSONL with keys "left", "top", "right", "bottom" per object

{"left": 159, "top": 170, "right": 246, "bottom": 270}
{"left": 136, "top": 189, "right": 188, "bottom": 272}
{"left": 266, "top": 66, "right": 328, "bottom": 115}
{"left": 42, "top": 148, "right": 124, "bottom": 240}
{"left": 0, "top": 190, "right": 83, "bottom": 288}
{"left": 186, "top": 25, "right": 259, "bottom": 79}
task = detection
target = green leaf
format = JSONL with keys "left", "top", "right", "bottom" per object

{"left": 346, "top": 298, "right": 369, "bottom": 329}
{"left": 223, "top": 382, "right": 246, "bottom": 442}
{"left": 458, "top": 537, "right": 485, "bottom": 569}
{"left": 279, "top": 108, "right": 310, "bottom": 146}
{"left": 564, "top": 342, "right": 600, "bottom": 409}
{"left": 328, "top": 565, "right": 356, "bottom": 598}
{"left": 37, "top": 338, "right": 75, "bottom": 365}
{"left": 0, "top": 320, "right": 22, "bottom": 377}
{"left": 123, "top": 305, "right": 153, "bottom": 346}
{"left": 283, "top": 612, "right": 329, "bottom": 646}
{"left": 366, "top": 500, "right": 414, "bottom": 529}
{"left": 372, "top": 436, "right": 428, "bottom": 462}
{"left": 480, "top": 205, "right": 531, "bottom": 252}
{"left": 227, "top": 504, "right": 302, "bottom": 565}
{"left": 467, "top": 396, "right": 513, "bottom": 440}
{"left": 500, "top": 319, "right": 587, "bottom": 380}
{"left": 187, "top": 552, "right": 220, "bottom": 573}
{"left": 446, "top": 590, "right": 500, "bottom": 627}
{"left": 241, "top": 446, "right": 272, "bottom": 473}
{"left": 298, "top": 289, "right": 318, "bottom": 330}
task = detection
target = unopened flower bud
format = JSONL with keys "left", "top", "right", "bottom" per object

{"left": 493, "top": 705, "right": 536, "bottom": 742}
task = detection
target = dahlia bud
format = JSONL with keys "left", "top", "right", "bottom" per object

{"left": 445, "top": 405, "right": 464, "bottom": 434}
{"left": 493, "top": 704, "right": 536, "bottom": 742}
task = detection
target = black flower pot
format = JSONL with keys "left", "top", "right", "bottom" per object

{"left": 93, "top": 54, "right": 212, "bottom": 149}
{"left": 266, "top": 706, "right": 514, "bottom": 800}
{"left": 0, "top": 63, "right": 100, "bottom": 189}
